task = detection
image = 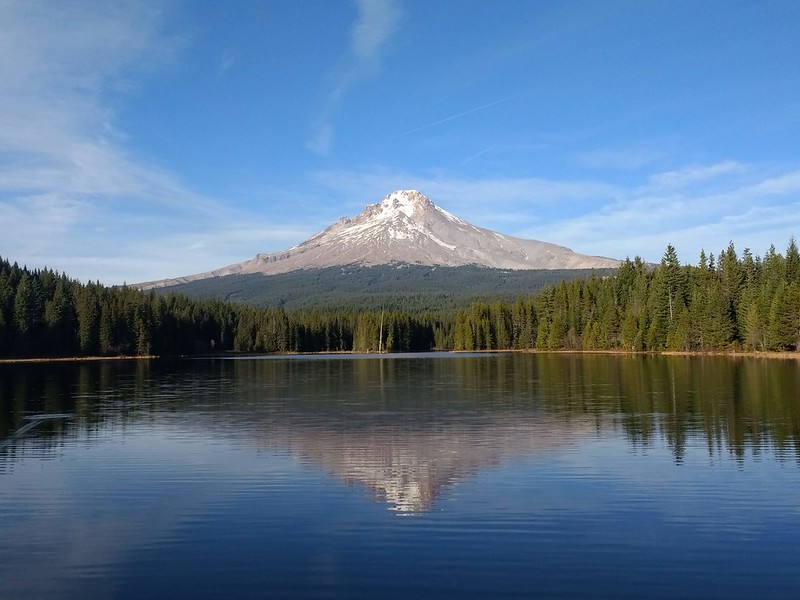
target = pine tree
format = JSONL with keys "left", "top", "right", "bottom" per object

{"left": 44, "top": 278, "right": 77, "bottom": 356}
{"left": 717, "top": 241, "right": 744, "bottom": 340}
{"left": 740, "top": 295, "right": 765, "bottom": 351}
{"left": 766, "top": 281, "right": 793, "bottom": 350}
{"left": 666, "top": 307, "right": 692, "bottom": 351}
{"left": 700, "top": 279, "right": 735, "bottom": 348}
{"left": 785, "top": 282, "right": 800, "bottom": 350}
{"left": 13, "top": 273, "right": 44, "bottom": 355}
{"left": 785, "top": 237, "right": 800, "bottom": 284}
{"left": 619, "top": 308, "right": 642, "bottom": 351}
{"left": 76, "top": 285, "right": 100, "bottom": 355}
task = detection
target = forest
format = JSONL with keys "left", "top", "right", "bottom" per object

{"left": 1, "top": 238, "right": 799, "bottom": 358}
{"left": 155, "top": 263, "right": 615, "bottom": 311}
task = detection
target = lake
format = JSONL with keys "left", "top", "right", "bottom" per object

{"left": 1, "top": 353, "right": 799, "bottom": 599}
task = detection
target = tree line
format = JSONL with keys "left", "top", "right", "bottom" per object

{"left": 1, "top": 238, "right": 799, "bottom": 358}
{"left": 452, "top": 240, "right": 800, "bottom": 352}
{"left": 0, "top": 257, "right": 440, "bottom": 357}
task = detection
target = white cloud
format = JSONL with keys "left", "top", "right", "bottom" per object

{"left": 307, "top": 0, "right": 404, "bottom": 155}
{"left": 110, "top": 222, "right": 317, "bottom": 284}
{"left": 0, "top": 1, "right": 209, "bottom": 209}
{"left": 647, "top": 161, "right": 747, "bottom": 189}
{"left": 350, "top": 0, "right": 404, "bottom": 65}
{"left": 0, "top": 1, "right": 279, "bottom": 283}
{"left": 513, "top": 166, "right": 800, "bottom": 262}
{"left": 746, "top": 169, "right": 800, "bottom": 196}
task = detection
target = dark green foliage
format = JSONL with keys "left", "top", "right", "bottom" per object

{"left": 0, "top": 256, "right": 441, "bottom": 357}
{"left": 0, "top": 240, "right": 798, "bottom": 358}
{"left": 451, "top": 239, "right": 800, "bottom": 353}
{"left": 152, "top": 263, "right": 614, "bottom": 311}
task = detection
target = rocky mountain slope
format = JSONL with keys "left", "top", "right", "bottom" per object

{"left": 138, "top": 190, "right": 620, "bottom": 289}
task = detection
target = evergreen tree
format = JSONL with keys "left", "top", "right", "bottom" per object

{"left": 12, "top": 274, "right": 31, "bottom": 353}
{"left": 741, "top": 298, "right": 765, "bottom": 351}
{"left": 76, "top": 284, "right": 101, "bottom": 355}
{"left": 717, "top": 241, "right": 744, "bottom": 340}
{"left": 661, "top": 244, "right": 689, "bottom": 325}
{"left": 666, "top": 307, "right": 692, "bottom": 351}
{"left": 785, "top": 282, "right": 800, "bottom": 350}
{"left": 785, "top": 237, "right": 800, "bottom": 283}
{"left": 13, "top": 273, "right": 45, "bottom": 355}
{"left": 44, "top": 278, "right": 77, "bottom": 356}
{"left": 699, "top": 278, "right": 735, "bottom": 349}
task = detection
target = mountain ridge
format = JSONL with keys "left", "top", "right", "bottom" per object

{"left": 137, "top": 190, "right": 620, "bottom": 290}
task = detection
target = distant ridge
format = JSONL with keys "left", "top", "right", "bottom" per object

{"left": 137, "top": 190, "right": 620, "bottom": 290}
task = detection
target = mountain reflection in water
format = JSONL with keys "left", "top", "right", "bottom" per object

{"left": 2, "top": 354, "right": 800, "bottom": 600}
{"left": 2, "top": 353, "right": 798, "bottom": 514}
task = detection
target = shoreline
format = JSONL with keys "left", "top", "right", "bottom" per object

{"left": 0, "top": 355, "right": 158, "bottom": 365}
{"left": 1, "top": 349, "right": 799, "bottom": 364}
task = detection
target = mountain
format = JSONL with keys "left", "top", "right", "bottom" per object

{"left": 137, "top": 190, "right": 620, "bottom": 290}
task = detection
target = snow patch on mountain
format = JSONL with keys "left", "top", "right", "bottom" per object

{"left": 136, "top": 190, "right": 621, "bottom": 290}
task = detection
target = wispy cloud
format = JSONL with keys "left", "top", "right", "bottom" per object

{"left": 115, "top": 222, "right": 317, "bottom": 284}
{"left": 307, "top": 0, "right": 404, "bottom": 155}
{"left": 350, "top": 0, "right": 404, "bottom": 66}
{"left": 514, "top": 165, "right": 800, "bottom": 261}
{"left": 0, "top": 1, "right": 301, "bottom": 284}
{"left": 646, "top": 160, "right": 747, "bottom": 189}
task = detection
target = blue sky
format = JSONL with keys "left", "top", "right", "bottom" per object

{"left": 2, "top": 0, "right": 799, "bottom": 284}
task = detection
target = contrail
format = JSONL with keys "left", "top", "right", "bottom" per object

{"left": 456, "top": 144, "right": 499, "bottom": 168}
{"left": 390, "top": 91, "right": 529, "bottom": 140}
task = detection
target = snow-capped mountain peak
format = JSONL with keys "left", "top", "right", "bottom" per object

{"left": 379, "top": 189, "right": 431, "bottom": 219}
{"left": 136, "top": 190, "right": 621, "bottom": 289}
{"left": 324, "top": 190, "right": 467, "bottom": 247}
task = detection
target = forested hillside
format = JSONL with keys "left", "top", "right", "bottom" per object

{"left": 1, "top": 239, "right": 798, "bottom": 359}
{"left": 452, "top": 241, "right": 800, "bottom": 352}
{"left": 0, "top": 257, "right": 441, "bottom": 356}
{"left": 149, "top": 264, "right": 614, "bottom": 311}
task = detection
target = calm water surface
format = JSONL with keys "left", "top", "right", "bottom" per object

{"left": 1, "top": 353, "right": 799, "bottom": 599}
